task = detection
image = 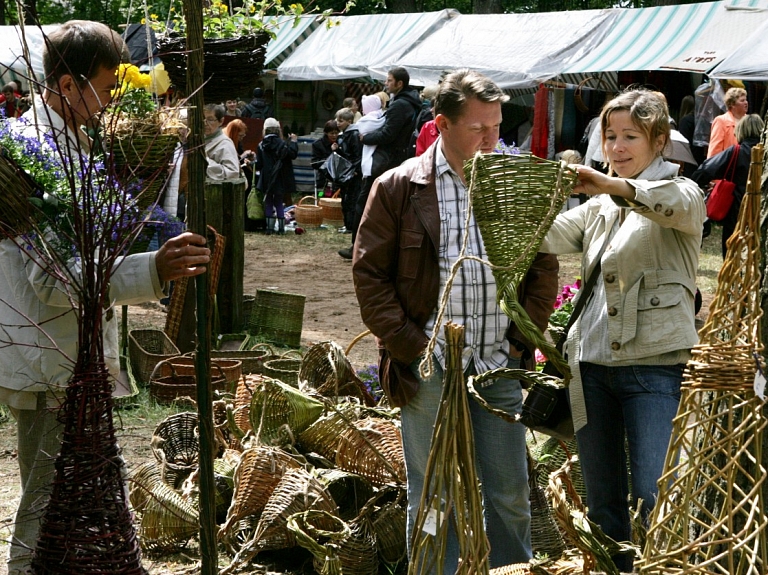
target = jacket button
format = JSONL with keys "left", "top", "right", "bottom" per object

{"left": 611, "top": 341, "right": 621, "bottom": 351}
{"left": 650, "top": 296, "right": 660, "bottom": 306}
{"left": 605, "top": 273, "right": 615, "bottom": 283}
{"left": 654, "top": 203, "right": 662, "bottom": 212}
{"left": 664, "top": 208, "right": 674, "bottom": 217}
{"left": 608, "top": 306, "right": 617, "bottom": 316}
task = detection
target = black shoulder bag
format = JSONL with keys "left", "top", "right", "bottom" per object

{"left": 520, "top": 236, "right": 610, "bottom": 441}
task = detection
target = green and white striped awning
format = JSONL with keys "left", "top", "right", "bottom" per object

{"left": 562, "top": 0, "right": 768, "bottom": 75}
{"left": 264, "top": 15, "right": 320, "bottom": 68}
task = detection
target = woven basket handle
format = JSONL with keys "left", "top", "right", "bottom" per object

{"left": 280, "top": 349, "right": 303, "bottom": 360}
{"left": 149, "top": 358, "right": 180, "bottom": 381}
{"left": 298, "top": 195, "right": 317, "bottom": 207}
{"left": 466, "top": 367, "right": 563, "bottom": 424}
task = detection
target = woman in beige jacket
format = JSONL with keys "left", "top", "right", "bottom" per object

{"left": 541, "top": 89, "right": 705, "bottom": 572}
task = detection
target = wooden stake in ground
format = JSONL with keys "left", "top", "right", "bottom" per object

{"left": 638, "top": 145, "right": 768, "bottom": 574}
{"left": 409, "top": 322, "right": 490, "bottom": 575}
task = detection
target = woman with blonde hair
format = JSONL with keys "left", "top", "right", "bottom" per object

{"left": 707, "top": 86, "right": 748, "bottom": 158}
{"left": 542, "top": 88, "right": 705, "bottom": 572}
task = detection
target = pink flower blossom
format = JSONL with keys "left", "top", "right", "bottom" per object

{"left": 535, "top": 349, "right": 547, "bottom": 364}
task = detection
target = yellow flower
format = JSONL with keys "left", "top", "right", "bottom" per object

{"left": 140, "top": 17, "right": 146, "bottom": 24}
{"left": 150, "top": 13, "right": 158, "bottom": 19}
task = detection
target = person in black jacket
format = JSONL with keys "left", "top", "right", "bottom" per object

{"left": 311, "top": 120, "right": 339, "bottom": 195}
{"left": 341, "top": 67, "right": 421, "bottom": 259}
{"left": 241, "top": 87, "right": 273, "bottom": 120}
{"left": 336, "top": 107, "right": 363, "bottom": 236}
{"left": 254, "top": 118, "right": 298, "bottom": 234}
{"left": 692, "top": 113, "right": 764, "bottom": 257}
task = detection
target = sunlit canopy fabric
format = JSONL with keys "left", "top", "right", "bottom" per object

{"left": 373, "top": 10, "right": 618, "bottom": 90}
{"left": 277, "top": 10, "right": 459, "bottom": 81}
{"left": 708, "top": 16, "right": 768, "bottom": 79}
{"left": 561, "top": 0, "right": 768, "bottom": 76}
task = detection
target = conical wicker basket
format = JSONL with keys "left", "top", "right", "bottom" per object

{"left": 316, "top": 468, "right": 375, "bottom": 521}
{"left": 299, "top": 340, "right": 376, "bottom": 405}
{"left": 250, "top": 467, "right": 338, "bottom": 552}
{"left": 371, "top": 489, "right": 407, "bottom": 565}
{"left": 297, "top": 402, "right": 364, "bottom": 461}
{"left": 219, "top": 446, "right": 303, "bottom": 541}
{"left": 335, "top": 417, "right": 405, "bottom": 486}
{"left": 249, "top": 377, "right": 324, "bottom": 446}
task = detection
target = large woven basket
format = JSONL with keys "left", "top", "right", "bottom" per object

{"left": 128, "top": 329, "right": 181, "bottom": 387}
{"left": 297, "top": 402, "right": 363, "bottom": 461}
{"left": 249, "top": 377, "right": 324, "bottom": 447}
{"left": 316, "top": 468, "right": 375, "bottom": 521}
{"left": 294, "top": 195, "right": 324, "bottom": 228}
{"left": 249, "top": 289, "right": 306, "bottom": 348}
{"left": 149, "top": 360, "right": 228, "bottom": 405}
{"left": 109, "top": 133, "right": 179, "bottom": 210}
{"left": 371, "top": 489, "right": 407, "bottom": 564}
{"left": 158, "top": 355, "right": 242, "bottom": 389}
{"left": 158, "top": 34, "right": 270, "bottom": 104}
{"left": 319, "top": 197, "right": 344, "bottom": 228}
{"left": 335, "top": 417, "right": 406, "bottom": 486}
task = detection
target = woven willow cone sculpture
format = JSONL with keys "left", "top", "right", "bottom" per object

{"left": 638, "top": 145, "right": 768, "bottom": 574}
{"left": 465, "top": 153, "right": 577, "bottom": 378}
{"left": 409, "top": 322, "right": 490, "bottom": 575}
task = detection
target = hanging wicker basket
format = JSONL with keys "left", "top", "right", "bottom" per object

{"left": 158, "top": 33, "right": 270, "bottom": 104}
{"left": 294, "top": 195, "right": 324, "bottom": 228}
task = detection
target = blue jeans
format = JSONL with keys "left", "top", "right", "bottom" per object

{"left": 575, "top": 362, "right": 683, "bottom": 572}
{"left": 402, "top": 356, "right": 530, "bottom": 573}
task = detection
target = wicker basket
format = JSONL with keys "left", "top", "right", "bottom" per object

{"left": 249, "top": 378, "right": 324, "bottom": 447}
{"left": 319, "top": 197, "right": 344, "bottom": 228}
{"left": 294, "top": 195, "right": 324, "bottom": 228}
{"left": 134, "top": 475, "right": 199, "bottom": 554}
{"left": 128, "top": 329, "right": 181, "bottom": 387}
{"left": 158, "top": 34, "right": 270, "bottom": 104}
{"left": 299, "top": 341, "right": 376, "bottom": 405}
{"left": 158, "top": 355, "right": 242, "bottom": 389}
{"left": 149, "top": 360, "right": 228, "bottom": 405}
{"left": 263, "top": 357, "right": 301, "bottom": 388}
{"left": 297, "top": 402, "right": 363, "bottom": 461}
{"left": 218, "top": 446, "right": 303, "bottom": 541}
{"left": 249, "top": 289, "right": 306, "bottom": 348}
{"left": 151, "top": 412, "right": 199, "bottom": 489}
{"left": 316, "top": 468, "right": 375, "bottom": 521}
{"left": 335, "top": 417, "right": 406, "bottom": 486}
{"left": 109, "top": 133, "right": 179, "bottom": 210}
{"left": 371, "top": 489, "right": 407, "bottom": 564}
{"left": 0, "top": 149, "right": 39, "bottom": 236}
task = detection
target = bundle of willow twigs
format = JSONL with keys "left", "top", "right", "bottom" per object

{"left": 409, "top": 321, "right": 490, "bottom": 575}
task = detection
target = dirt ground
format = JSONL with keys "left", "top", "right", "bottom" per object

{"left": 0, "top": 224, "right": 719, "bottom": 574}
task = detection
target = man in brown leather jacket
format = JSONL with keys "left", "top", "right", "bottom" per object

{"left": 352, "top": 69, "right": 558, "bottom": 572}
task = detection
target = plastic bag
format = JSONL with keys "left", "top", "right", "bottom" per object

{"left": 320, "top": 152, "right": 356, "bottom": 184}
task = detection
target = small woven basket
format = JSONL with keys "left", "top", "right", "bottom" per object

{"left": 133, "top": 476, "right": 200, "bottom": 554}
{"left": 319, "top": 197, "right": 344, "bottom": 228}
{"left": 219, "top": 446, "right": 303, "bottom": 541}
{"left": 371, "top": 489, "right": 407, "bottom": 565}
{"left": 263, "top": 357, "right": 301, "bottom": 387}
{"left": 128, "top": 329, "right": 181, "bottom": 387}
{"left": 151, "top": 411, "right": 199, "bottom": 488}
{"left": 249, "top": 289, "right": 306, "bottom": 348}
{"left": 299, "top": 341, "right": 376, "bottom": 405}
{"left": 249, "top": 377, "right": 324, "bottom": 446}
{"left": 294, "top": 195, "right": 324, "bottom": 228}
{"left": 335, "top": 417, "right": 406, "bottom": 486}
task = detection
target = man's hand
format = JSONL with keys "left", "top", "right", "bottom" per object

{"left": 155, "top": 232, "right": 210, "bottom": 283}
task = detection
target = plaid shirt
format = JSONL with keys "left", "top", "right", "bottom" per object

{"left": 423, "top": 144, "right": 510, "bottom": 374}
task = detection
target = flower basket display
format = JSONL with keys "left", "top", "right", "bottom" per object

{"left": 109, "top": 133, "right": 179, "bottom": 210}
{"left": 158, "top": 33, "right": 270, "bottom": 103}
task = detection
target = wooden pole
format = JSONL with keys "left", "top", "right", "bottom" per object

{"left": 182, "top": 1, "right": 218, "bottom": 573}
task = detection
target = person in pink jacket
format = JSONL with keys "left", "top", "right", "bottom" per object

{"left": 707, "top": 87, "right": 747, "bottom": 158}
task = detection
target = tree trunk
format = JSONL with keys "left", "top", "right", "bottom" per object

{"left": 474, "top": 0, "right": 503, "bottom": 13}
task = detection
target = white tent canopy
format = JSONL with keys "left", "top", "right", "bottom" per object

{"left": 708, "top": 16, "right": 768, "bottom": 79}
{"left": 0, "top": 26, "right": 58, "bottom": 88}
{"left": 277, "top": 9, "right": 458, "bottom": 81}
{"left": 561, "top": 0, "right": 768, "bottom": 76}
{"left": 371, "top": 10, "right": 618, "bottom": 90}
